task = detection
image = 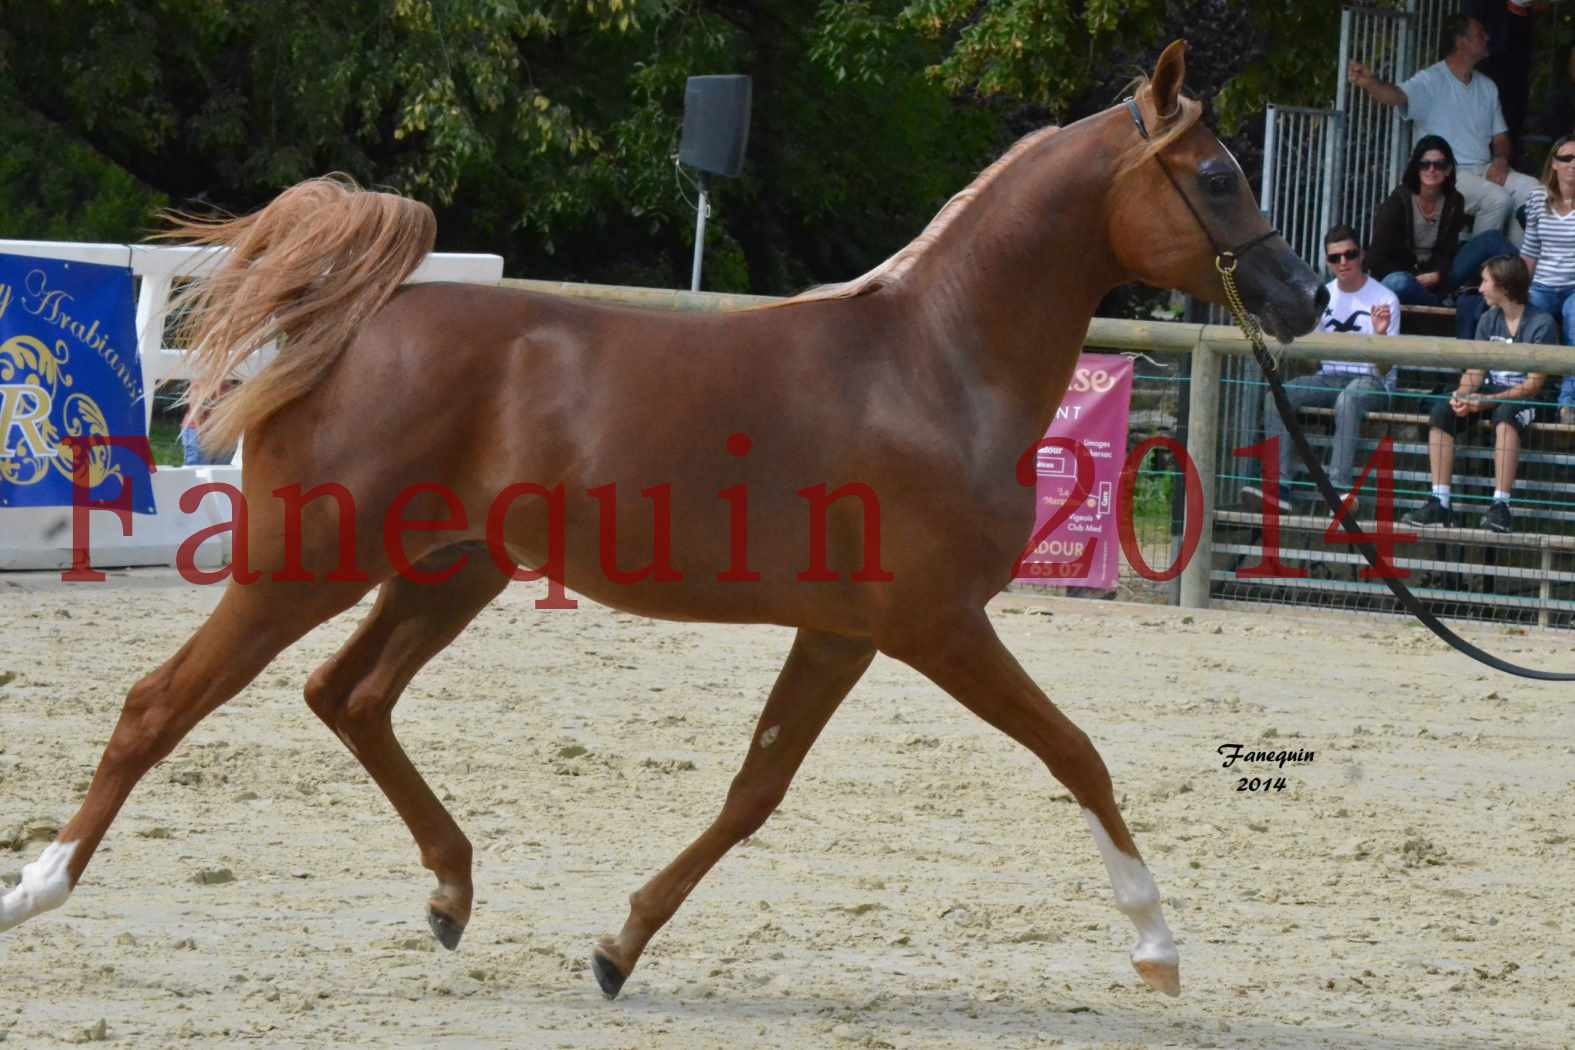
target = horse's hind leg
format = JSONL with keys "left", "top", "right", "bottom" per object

{"left": 882, "top": 609, "right": 1181, "bottom": 997}
{"left": 0, "top": 576, "right": 370, "bottom": 933}
{"left": 302, "top": 544, "right": 506, "bottom": 949}
{"left": 592, "top": 628, "right": 875, "bottom": 999}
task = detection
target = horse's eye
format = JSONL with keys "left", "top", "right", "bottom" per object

{"left": 1205, "top": 172, "right": 1235, "bottom": 197}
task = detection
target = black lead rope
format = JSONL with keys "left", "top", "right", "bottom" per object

{"left": 1123, "top": 96, "right": 1575, "bottom": 680}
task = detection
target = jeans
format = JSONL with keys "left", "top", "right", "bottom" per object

{"left": 1380, "top": 230, "right": 1517, "bottom": 306}
{"left": 1533, "top": 283, "right": 1575, "bottom": 410}
{"left": 1262, "top": 371, "right": 1389, "bottom": 490}
{"left": 180, "top": 425, "right": 236, "bottom": 466}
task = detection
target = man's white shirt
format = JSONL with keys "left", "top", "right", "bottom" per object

{"left": 1319, "top": 275, "right": 1400, "bottom": 384}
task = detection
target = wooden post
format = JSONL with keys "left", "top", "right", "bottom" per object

{"left": 1180, "top": 339, "right": 1219, "bottom": 609}
{"left": 1540, "top": 541, "right": 1552, "bottom": 629}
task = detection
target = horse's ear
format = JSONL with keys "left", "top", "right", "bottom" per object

{"left": 1150, "top": 40, "right": 1188, "bottom": 120}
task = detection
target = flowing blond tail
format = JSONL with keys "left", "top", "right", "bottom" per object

{"left": 159, "top": 174, "right": 436, "bottom": 450}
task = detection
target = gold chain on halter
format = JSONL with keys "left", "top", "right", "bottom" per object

{"left": 1215, "top": 251, "right": 1279, "bottom": 376}
{"left": 1214, "top": 252, "right": 1262, "bottom": 344}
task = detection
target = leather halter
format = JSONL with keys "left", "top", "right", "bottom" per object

{"left": 1123, "top": 97, "right": 1279, "bottom": 266}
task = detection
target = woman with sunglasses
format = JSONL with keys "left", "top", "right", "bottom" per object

{"left": 1520, "top": 134, "right": 1575, "bottom": 421}
{"left": 1369, "top": 135, "right": 1516, "bottom": 331}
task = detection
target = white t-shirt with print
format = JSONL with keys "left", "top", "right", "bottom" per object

{"left": 1318, "top": 275, "right": 1400, "bottom": 384}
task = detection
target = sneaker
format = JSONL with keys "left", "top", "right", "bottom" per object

{"left": 1240, "top": 484, "right": 1292, "bottom": 514}
{"left": 1402, "top": 496, "right": 1452, "bottom": 527}
{"left": 1483, "top": 501, "right": 1513, "bottom": 534}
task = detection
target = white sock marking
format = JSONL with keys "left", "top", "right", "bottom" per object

{"left": 1082, "top": 809, "right": 1177, "bottom": 968}
{"left": 0, "top": 840, "right": 78, "bottom": 932}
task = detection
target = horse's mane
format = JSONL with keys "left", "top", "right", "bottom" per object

{"left": 767, "top": 125, "right": 1061, "bottom": 308}
{"left": 764, "top": 75, "right": 1203, "bottom": 310}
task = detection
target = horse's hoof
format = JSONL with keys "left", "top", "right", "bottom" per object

{"left": 427, "top": 906, "right": 465, "bottom": 951}
{"left": 591, "top": 948, "right": 628, "bottom": 1000}
{"left": 1133, "top": 957, "right": 1181, "bottom": 997}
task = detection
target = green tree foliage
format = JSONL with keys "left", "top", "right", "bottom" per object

{"left": 0, "top": 0, "right": 1002, "bottom": 292}
{"left": 0, "top": 1, "right": 1362, "bottom": 292}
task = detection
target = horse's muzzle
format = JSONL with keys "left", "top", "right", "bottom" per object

{"left": 1239, "top": 243, "right": 1326, "bottom": 344}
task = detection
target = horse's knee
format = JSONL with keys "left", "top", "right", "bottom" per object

{"left": 104, "top": 671, "right": 180, "bottom": 768}
{"left": 720, "top": 777, "right": 788, "bottom": 840}
{"left": 339, "top": 680, "right": 396, "bottom": 737}
{"left": 1053, "top": 724, "right": 1102, "bottom": 771}
{"left": 304, "top": 660, "right": 392, "bottom": 733}
{"left": 1046, "top": 725, "right": 1118, "bottom": 801}
{"left": 302, "top": 664, "right": 344, "bottom": 724}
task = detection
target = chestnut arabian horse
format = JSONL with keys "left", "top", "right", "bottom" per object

{"left": 0, "top": 43, "right": 1323, "bottom": 1000}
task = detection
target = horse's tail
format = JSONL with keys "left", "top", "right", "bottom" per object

{"left": 161, "top": 174, "right": 436, "bottom": 450}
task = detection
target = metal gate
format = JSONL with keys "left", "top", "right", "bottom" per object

{"left": 1333, "top": 5, "right": 1417, "bottom": 249}
{"left": 1260, "top": 105, "right": 1342, "bottom": 268}
{"left": 1410, "top": 0, "right": 1464, "bottom": 78}
{"left": 1257, "top": 3, "right": 1464, "bottom": 263}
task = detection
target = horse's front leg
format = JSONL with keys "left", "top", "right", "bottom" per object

{"left": 880, "top": 608, "right": 1180, "bottom": 997}
{"left": 592, "top": 628, "right": 875, "bottom": 999}
{"left": 1, "top": 577, "right": 371, "bottom": 934}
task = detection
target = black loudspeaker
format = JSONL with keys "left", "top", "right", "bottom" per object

{"left": 680, "top": 75, "right": 752, "bottom": 178}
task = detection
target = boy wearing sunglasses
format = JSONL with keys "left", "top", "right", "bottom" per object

{"left": 1244, "top": 225, "right": 1399, "bottom": 515}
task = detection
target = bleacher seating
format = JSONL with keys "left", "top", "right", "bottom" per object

{"left": 1214, "top": 302, "right": 1575, "bottom": 626}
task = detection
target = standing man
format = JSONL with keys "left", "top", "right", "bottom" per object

{"left": 1244, "top": 225, "right": 1401, "bottom": 515}
{"left": 1349, "top": 14, "right": 1540, "bottom": 243}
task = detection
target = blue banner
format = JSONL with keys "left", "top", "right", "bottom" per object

{"left": 0, "top": 254, "right": 156, "bottom": 514}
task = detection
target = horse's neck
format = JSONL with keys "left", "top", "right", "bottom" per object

{"left": 896, "top": 126, "right": 1121, "bottom": 426}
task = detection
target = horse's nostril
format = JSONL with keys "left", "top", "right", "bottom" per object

{"left": 1312, "top": 284, "right": 1330, "bottom": 314}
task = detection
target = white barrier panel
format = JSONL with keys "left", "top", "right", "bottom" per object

{"left": 0, "top": 466, "right": 240, "bottom": 572}
{"left": 0, "top": 241, "right": 504, "bottom": 428}
{"left": 0, "top": 241, "right": 504, "bottom": 572}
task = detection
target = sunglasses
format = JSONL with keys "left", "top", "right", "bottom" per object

{"left": 1417, "top": 159, "right": 1452, "bottom": 171}
{"left": 1554, "top": 153, "right": 1575, "bottom": 165}
{"left": 1326, "top": 249, "right": 1361, "bottom": 263}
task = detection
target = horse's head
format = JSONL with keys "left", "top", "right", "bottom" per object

{"left": 1109, "top": 41, "right": 1326, "bottom": 342}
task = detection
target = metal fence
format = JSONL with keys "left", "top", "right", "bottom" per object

{"left": 1334, "top": 5, "right": 1417, "bottom": 249}
{"left": 1260, "top": 1, "right": 1463, "bottom": 267}
{"left": 1261, "top": 106, "right": 1342, "bottom": 268}
{"left": 1409, "top": 0, "right": 1464, "bottom": 77}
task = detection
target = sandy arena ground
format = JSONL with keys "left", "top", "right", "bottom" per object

{"left": 2, "top": 569, "right": 1573, "bottom": 1049}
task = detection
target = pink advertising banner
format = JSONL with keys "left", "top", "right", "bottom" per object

{"left": 1014, "top": 353, "right": 1134, "bottom": 590}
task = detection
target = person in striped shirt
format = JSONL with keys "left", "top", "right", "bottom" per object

{"left": 1520, "top": 134, "right": 1575, "bottom": 420}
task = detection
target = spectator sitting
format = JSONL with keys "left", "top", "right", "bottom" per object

{"left": 1243, "top": 224, "right": 1399, "bottom": 515}
{"left": 1349, "top": 14, "right": 1539, "bottom": 243}
{"left": 1518, "top": 135, "right": 1575, "bottom": 421}
{"left": 1367, "top": 135, "right": 1515, "bottom": 330}
{"left": 1402, "top": 255, "right": 1551, "bottom": 533}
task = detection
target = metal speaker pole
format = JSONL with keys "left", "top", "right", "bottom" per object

{"left": 691, "top": 173, "right": 709, "bottom": 292}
